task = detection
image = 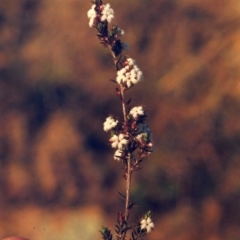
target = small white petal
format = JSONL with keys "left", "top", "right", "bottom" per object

{"left": 101, "top": 4, "right": 114, "bottom": 23}
{"left": 116, "top": 75, "right": 122, "bottom": 84}
{"left": 131, "top": 78, "right": 139, "bottom": 85}
{"left": 101, "top": 15, "right": 107, "bottom": 21}
{"left": 126, "top": 72, "right": 131, "bottom": 79}
{"left": 114, "top": 149, "right": 123, "bottom": 161}
{"left": 87, "top": 5, "right": 96, "bottom": 17}
{"left": 124, "top": 65, "right": 130, "bottom": 71}
{"left": 126, "top": 80, "right": 132, "bottom": 88}
{"left": 107, "top": 15, "right": 114, "bottom": 23}
{"left": 127, "top": 58, "right": 135, "bottom": 66}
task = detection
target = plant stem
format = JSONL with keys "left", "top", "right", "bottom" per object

{"left": 120, "top": 85, "right": 127, "bottom": 121}
{"left": 109, "top": 49, "right": 127, "bottom": 121}
{"left": 118, "top": 65, "right": 131, "bottom": 238}
{"left": 110, "top": 48, "right": 131, "bottom": 238}
{"left": 125, "top": 153, "right": 131, "bottom": 221}
{"left": 118, "top": 78, "right": 130, "bottom": 221}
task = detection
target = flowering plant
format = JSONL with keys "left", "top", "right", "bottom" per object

{"left": 88, "top": 1, "right": 154, "bottom": 239}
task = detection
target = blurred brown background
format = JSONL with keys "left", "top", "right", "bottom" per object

{"left": 0, "top": 0, "right": 240, "bottom": 239}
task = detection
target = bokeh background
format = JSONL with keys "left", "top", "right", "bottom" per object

{"left": 0, "top": 0, "right": 240, "bottom": 239}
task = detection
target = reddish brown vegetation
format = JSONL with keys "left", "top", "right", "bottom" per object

{"left": 0, "top": 0, "right": 240, "bottom": 239}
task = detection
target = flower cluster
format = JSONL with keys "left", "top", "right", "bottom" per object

{"left": 103, "top": 105, "right": 153, "bottom": 162}
{"left": 103, "top": 116, "right": 118, "bottom": 132}
{"left": 109, "top": 133, "right": 128, "bottom": 161}
{"left": 140, "top": 215, "right": 154, "bottom": 233}
{"left": 87, "top": 4, "right": 97, "bottom": 27}
{"left": 110, "top": 133, "right": 128, "bottom": 150}
{"left": 87, "top": 2, "right": 114, "bottom": 27}
{"left": 101, "top": 3, "right": 114, "bottom": 23}
{"left": 130, "top": 111, "right": 153, "bottom": 154}
{"left": 113, "top": 149, "right": 124, "bottom": 161}
{"left": 129, "top": 106, "right": 153, "bottom": 148}
{"left": 116, "top": 58, "right": 143, "bottom": 88}
{"left": 129, "top": 106, "right": 145, "bottom": 119}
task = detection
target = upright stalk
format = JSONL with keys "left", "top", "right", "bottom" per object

{"left": 120, "top": 83, "right": 131, "bottom": 223}
{"left": 120, "top": 81, "right": 131, "bottom": 239}
{"left": 120, "top": 86, "right": 127, "bottom": 121}
{"left": 110, "top": 50, "right": 127, "bottom": 122}
{"left": 87, "top": 2, "right": 155, "bottom": 238}
{"left": 125, "top": 153, "right": 131, "bottom": 222}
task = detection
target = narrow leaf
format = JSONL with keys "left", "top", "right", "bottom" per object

{"left": 115, "top": 190, "right": 126, "bottom": 200}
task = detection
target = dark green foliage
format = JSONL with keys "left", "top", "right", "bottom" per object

{"left": 100, "top": 227, "right": 113, "bottom": 240}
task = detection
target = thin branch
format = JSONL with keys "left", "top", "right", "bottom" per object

{"left": 124, "top": 153, "right": 132, "bottom": 221}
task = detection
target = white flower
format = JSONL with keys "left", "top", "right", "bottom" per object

{"left": 127, "top": 58, "right": 135, "bottom": 66}
{"left": 140, "top": 217, "right": 154, "bottom": 233}
{"left": 136, "top": 132, "right": 149, "bottom": 142}
{"left": 87, "top": 4, "right": 97, "bottom": 27}
{"left": 110, "top": 133, "right": 128, "bottom": 149}
{"left": 115, "top": 26, "right": 124, "bottom": 36}
{"left": 129, "top": 106, "right": 145, "bottom": 119}
{"left": 103, "top": 116, "right": 118, "bottom": 132}
{"left": 135, "top": 123, "right": 152, "bottom": 143}
{"left": 115, "top": 58, "right": 143, "bottom": 88}
{"left": 116, "top": 68, "right": 126, "bottom": 84}
{"left": 114, "top": 149, "right": 124, "bottom": 161}
{"left": 101, "top": 3, "right": 114, "bottom": 23}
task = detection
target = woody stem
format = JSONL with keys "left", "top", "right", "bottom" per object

{"left": 124, "top": 153, "right": 131, "bottom": 222}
